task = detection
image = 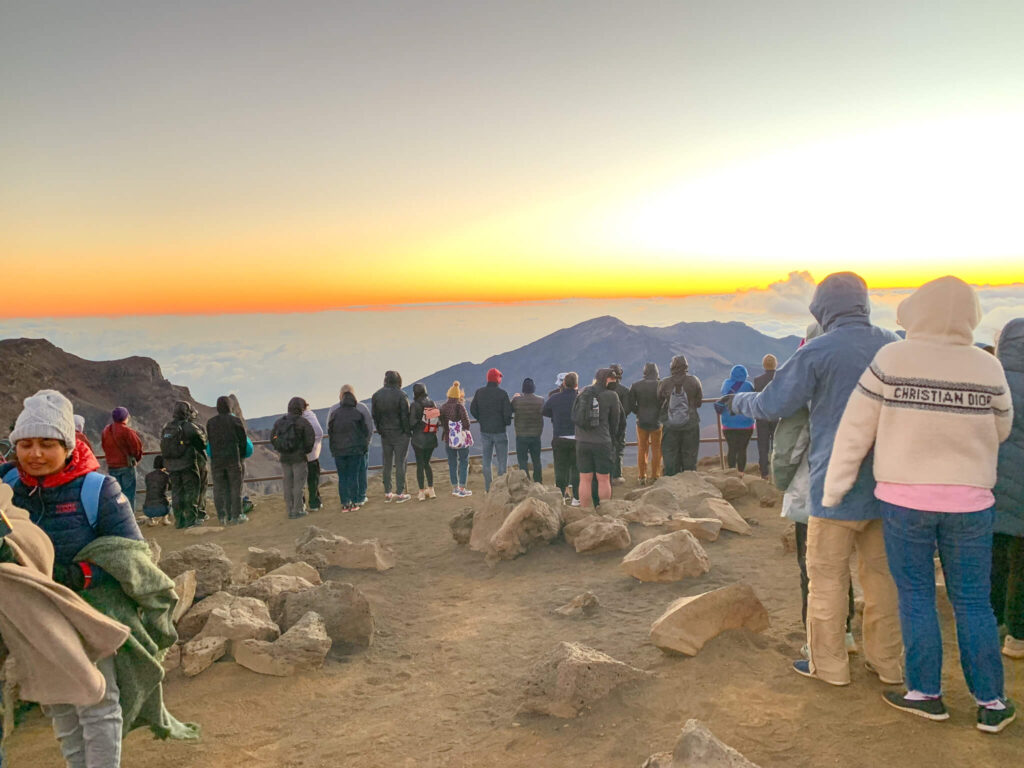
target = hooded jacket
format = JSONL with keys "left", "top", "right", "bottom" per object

{"left": 410, "top": 386, "right": 439, "bottom": 450}
{"left": 994, "top": 318, "right": 1024, "bottom": 536}
{"left": 273, "top": 397, "right": 316, "bottom": 464}
{"left": 543, "top": 387, "right": 579, "bottom": 438}
{"left": 731, "top": 272, "right": 899, "bottom": 521}
{"left": 328, "top": 392, "right": 372, "bottom": 457}
{"left": 823, "top": 277, "right": 1013, "bottom": 507}
{"left": 302, "top": 408, "right": 324, "bottom": 462}
{"left": 657, "top": 356, "right": 703, "bottom": 429}
{"left": 771, "top": 323, "right": 823, "bottom": 493}
{"left": 470, "top": 381, "right": 512, "bottom": 434}
{"left": 371, "top": 372, "right": 411, "bottom": 436}
{"left": 206, "top": 396, "right": 248, "bottom": 470}
{"left": 720, "top": 366, "right": 755, "bottom": 429}
{"left": 630, "top": 363, "right": 662, "bottom": 431}
{"left": 161, "top": 401, "right": 208, "bottom": 473}
{"left": 573, "top": 376, "right": 622, "bottom": 446}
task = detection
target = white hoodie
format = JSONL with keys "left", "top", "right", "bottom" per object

{"left": 302, "top": 409, "right": 324, "bottom": 462}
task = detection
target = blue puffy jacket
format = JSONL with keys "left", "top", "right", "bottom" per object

{"left": 730, "top": 273, "right": 899, "bottom": 521}
{"left": 720, "top": 366, "right": 755, "bottom": 429}
{"left": 994, "top": 318, "right": 1024, "bottom": 537}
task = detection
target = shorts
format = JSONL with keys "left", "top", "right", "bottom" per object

{"left": 576, "top": 442, "right": 613, "bottom": 475}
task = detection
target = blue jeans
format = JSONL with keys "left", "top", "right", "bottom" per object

{"left": 335, "top": 454, "right": 363, "bottom": 506}
{"left": 516, "top": 435, "right": 543, "bottom": 483}
{"left": 109, "top": 466, "right": 137, "bottom": 514}
{"left": 357, "top": 453, "right": 368, "bottom": 501}
{"left": 446, "top": 446, "right": 469, "bottom": 487}
{"left": 479, "top": 432, "right": 508, "bottom": 492}
{"left": 881, "top": 502, "right": 1003, "bottom": 701}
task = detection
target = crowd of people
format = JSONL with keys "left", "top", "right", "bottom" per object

{"left": 0, "top": 270, "right": 1021, "bottom": 768}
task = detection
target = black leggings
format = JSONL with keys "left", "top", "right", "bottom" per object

{"left": 724, "top": 429, "right": 753, "bottom": 472}
{"left": 796, "top": 521, "right": 855, "bottom": 630}
{"left": 992, "top": 533, "right": 1024, "bottom": 639}
{"left": 414, "top": 445, "right": 435, "bottom": 489}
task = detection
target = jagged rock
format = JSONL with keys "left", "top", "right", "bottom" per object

{"left": 449, "top": 507, "right": 475, "bottom": 545}
{"left": 162, "top": 643, "right": 181, "bottom": 673}
{"left": 232, "top": 639, "right": 292, "bottom": 677}
{"left": 636, "top": 487, "right": 681, "bottom": 514}
{"left": 518, "top": 641, "right": 649, "bottom": 718}
{"left": 297, "top": 531, "right": 395, "bottom": 571}
{"left": 563, "top": 515, "right": 602, "bottom": 547}
{"left": 780, "top": 524, "right": 797, "bottom": 553}
{"left": 488, "top": 497, "right": 562, "bottom": 560}
{"left": 197, "top": 601, "right": 280, "bottom": 644}
{"left": 232, "top": 562, "right": 262, "bottom": 586}
{"left": 642, "top": 754, "right": 673, "bottom": 768}
{"left": 294, "top": 526, "right": 335, "bottom": 549}
{"left": 160, "top": 542, "right": 233, "bottom": 600}
{"left": 234, "top": 574, "right": 316, "bottom": 624}
{"left": 182, "top": 635, "right": 228, "bottom": 677}
{"left": 280, "top": 581, "right": 374, "bottom": 653}
{"left": 701, "top": 473, "right": 749, "bottom": 501}
{"left": 654, "top": 472, "right": 723, "bottom": 509}
{"left": 664, "top": 517, "right": 722, "bottom": 542}
{"left": 246, "top": 546, "right": 290, "bottom": 572}
{"left": 171, "top": 570, "right": 197, "bottom": 624}
{"left": 293, "top": 551, "right": 329, "bottom": 571}
{"left": 650, "top": 583, "right": 770, "bottom": 656}
{"left": 695, "top": 498, "right": 752, "bottom": 536}
{"left": 671, "top": 719, "right": 761, "bottom": 767}
{"left": 266, "top": 561, "right": 322, "bottom": 585}
{"left": 469, "top": 487, "right": 514, "bottom": 551}
{"left": 553, "top": 592, "right": 600, "bottom": 618}
{"left": 176, "top": 591, "right": 235, "bottom": 640}
{"left": 742, "top": 476, "right": 781, "bottom": 508}
{"left": 596, "top": 499, "right": 633, "bottom": 518}
{"left": 573, "top": 519, "right": 631, "bottom": 554}
{"left": 273, "top": 611, "right": 332, "bottom": 669}
{"left": 523, "top": 483, "right": 566, "bottom": 515}
{"left": 621, "top": 531, "right": 711, "bottom": 583}
{"left": 621, "top": 503, "right": 673, "bottom": 527}
{"left": 184, "top": 525, "right": 225, "bottom": 536}
{"left": 504, "top": 469, "right": 533, "bottom": 504}
{"left": 561, "top": 504, "right": 594, "bottom": 526}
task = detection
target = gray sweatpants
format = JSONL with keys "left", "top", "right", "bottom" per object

{"left": 281, "top": 461, "right": 308, "bottom": 517}
{"left": 44, "top": 655, "right": 122, "bottom": 768}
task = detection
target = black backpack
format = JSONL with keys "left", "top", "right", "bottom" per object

{"left": 271, "top": 416, "right": 300, "bottom": 454}
{"left": 160, "top": 421, "right": 189, "bottom": 459}
{"left": 572, "top": 387, "right": 602, "bottom": 431}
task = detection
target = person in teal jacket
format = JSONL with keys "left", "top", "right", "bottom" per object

{"left": 718, "top": 365, "right": 754, "bottom": 471}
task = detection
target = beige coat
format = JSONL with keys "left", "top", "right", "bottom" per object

{"left": 0, "top": 484, "right": 130, "bottom": 707}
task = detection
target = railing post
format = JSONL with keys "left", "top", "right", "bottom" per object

{"left": 716, "top": 410, "right": 726, "bottom": 470}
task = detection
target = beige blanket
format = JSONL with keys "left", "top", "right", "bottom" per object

{"left": 0, "top": 484, "right": 130, "bottom": 707}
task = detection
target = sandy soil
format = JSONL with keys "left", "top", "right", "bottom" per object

{"left": 6, "top": 466, "right": 1023, "bottom": 768}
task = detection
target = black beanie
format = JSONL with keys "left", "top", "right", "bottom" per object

{"left": 522, "top": 378, "right": 535, "bottom": 394}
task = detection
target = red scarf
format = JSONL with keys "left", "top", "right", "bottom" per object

{"left": 16, "top": 441, "right": 101, "bottom": 489}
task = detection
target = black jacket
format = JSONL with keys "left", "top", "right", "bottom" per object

{"left": 274, "top": 398, "right": 316, "bottom": 464}
{"left": 161, "top": 400, "right": 208, "bottom": 473}
{"left": 470, "top": 382, "right": 512, "bottom": 434}
{"left": 371, "top": 386, "right": 411, "bottom": 436}
{"left": 410, "top": 396, "right": 439, "bottom": 450}
{"left": 328, "top": 393, "right": 372, "bottom": 457}
{"left": 143, "top": 468, "right": 170, "bottom": 510}
{"left": 630, "top": 369, "right": 662, "bottom": 431}
{"left": 754, "top": 370, "right": 775, "bottom": 393}
{"left": 607, "top": 382, "right": 631, "bottom": 441}
{"left": 573, "top": 383, "right": 622, "bottom": 446}
{"left": 206, "top": 397, "right": 248, "bottom": 469}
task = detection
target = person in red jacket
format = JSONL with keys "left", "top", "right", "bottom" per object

{"left": 100, "top": 407, "right": 143, "bottom": 514}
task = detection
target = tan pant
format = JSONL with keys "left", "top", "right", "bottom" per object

{"left": 807, "top": 516, "right": 903, "bottom": 685}
{"left": 637, "top": 427, "right": 663, "bottom": 481}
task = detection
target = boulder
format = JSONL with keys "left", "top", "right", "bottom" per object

{"left": 160, "top": 542, "right": 233, "bottom": 600}
{"left": 654, "top": 472, "right": 723, "bottom": 509}
{"left": 742, "top": 476, "right": 781, "bottom": 508}
{"left": 620, "top": 531, "right": 711, "bottom": 583}
{"left": 449, "top": 507, "right": 475, "bottom": 545}
{"left": 231, "top": 562, "right": 262, "bottom": 586}
{"left": 701, "top": 473, "right": 749, "bottom": 501}
{"left": 503, "top": 469, "right": 533, "bottom": 503}
{"left": 196, "top": 601, "right": 280, "bottom": 644}
{"left": 272, "top": 611, "right": 332, "bottom": 670}
{"left": 181, "top": 635, "right": 228, "bottom": 677}
{"left": 664, "top": 517, "right": 722, "bottom": 542}
{"left": 671, "top": 719, "right": 761, "bottom": 767}
{"left": 266, "top": 561, "right": 322, "bottom": 585}
{"left": 636, "top": 487, "right": 681, "bottom": 514}
{"left": 595, "top": 499, "right": 633, "bottom": 518}
{"left": 523, "top": 483, "right": 566, "bottom": 515}
{"left": 232, "top": 639, "right": 292, "bottom": 677}
{"left": 621, "top": 503, "right": 673, "bottom": 527}
{"left": 562, "top": 515, "right": 601, "bottom": 547}
{"left": 561, "top": 504, "right": 595, "bottom": 526}
{"left": 246, "top": 546, "right": 290, "bottom": 572}
{"left": 296, "top": 530, "right": 395, "bottom": 571}
{"left": 573, "top": 519, "right": 631, "bottom": 554}
{"left": 294, "top": 526, "right": 335, "bottom": 549}
{"left": 519, "top": 641, "right": 649, "bottom": 718}
{"left": 650, "top": 583, "right": 770, "bottom": 656}
{"left": 176, "top": 590, "right": 236, "bottom": 640}
{"left": 234, "top": 574, "right": 316, "bottom": 624}
{"left": 488, "top": 497, "right": 562, "bottom": 560}
{"left": 695, "top": 498, "right": 752, "bottom": 536}
{"left": 171, "top": 570, "right": 197, "bottom": 624}
{"left": 468, "top": 489, "right": 514, "bottom": 552}
{"left": 642, "top": 755, "right": 673, "bottom": 768}
{"left": 280, "top": 581, "right": 374, "bottom": 652}
{"left": 553, "top": 592, "right": 600, "bottom": 618}
{"left": 162, "top": 643, "right": 181, "bottom": 673}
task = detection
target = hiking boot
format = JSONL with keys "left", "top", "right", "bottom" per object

{"left": 394, "top": 493, "right": 412, "bottom": 503}
{"left": 426, "top": 487, "right": 437, "bottom": 499}
{"left": 882, "top": 691, "right": 949, "bottom": 721}
{"left": 977, "top": 699, "right": 1016, "bottom": 733}
{"left": 865, "top": 661, "right": 903, "bottom": 685}
{"left": 417, "top": 490, "right": 426, "bottom": 502}
{"left": 1003, "top": 636, "right": 1024, "bottom": 659}
{"left": 384, "top": 493, "right": 394, "bottom": 503}
{"left": 792, "top": 659, "right": 848, "bottom": 686}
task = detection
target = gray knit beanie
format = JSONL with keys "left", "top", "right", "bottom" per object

{"left": 10, "top": 390, "right": 77, "bottom": 449}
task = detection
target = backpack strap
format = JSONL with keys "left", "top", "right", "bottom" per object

{"left": 2, "top": 467, "right": 19, "bottom": 487}
{"left": 81, "top": 472, "right": 105, "bottom": 528}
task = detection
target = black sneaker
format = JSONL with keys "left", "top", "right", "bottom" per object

{"left": 882, "top": 691, "right": 949, "bottom": 721}
{"left": 977, "top": 699, "right": 1016, "bottom": 733}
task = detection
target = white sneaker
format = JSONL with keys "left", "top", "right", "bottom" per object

{"left": 845, "top": 632, "right": 859, "bottom": 654}
{"left": 384, "top": 493, "right": 394, "bottom": 503}
{"left": 460, "top": 487, "right": 473, "bottom": 497}
{"left": 570, "top": 498, "right": 581, "bottom": 507}
{"left": 417, "top": 490, "right": 426, "bottom": 502}
{"left": 147, "top": 517, "right": 160, "bottom": 527}
{"left": 162, "top": 515, "right": 173, "bottom": 526}
{"left": 394, "top": 493, "right": 412, "bottom": 503}
{"left": 426, "top": 487, "right": 437, "bottom": 499}
{"left": 1004, "top": 635, "right": 1024, "bottom": 659}
{"left": 451, "top": 488, "right": 463, "bottom": 497}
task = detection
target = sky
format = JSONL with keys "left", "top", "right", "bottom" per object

{"left": 2, "top": 1, "right": 1024, "bottom": 317}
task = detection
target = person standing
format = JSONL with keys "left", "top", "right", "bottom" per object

{"left": 410, "top": 383, "right": 439, "bottom": 501}
{"left": 101, "top": 407, "right": 143, "bottom": 514}
{"left": 470, "top": 368, "right": 512, "bottom": 493}
{"left": 329, "top": 385, "right": 373, "bottom": 506}
{"left": 754, "top": 355, "right": 779, "bottom": 480}
{"left": 271, "top": 397, "right": 316, "bottom": 519}
{"left": 372, "top": 371, "right": 412, "bottom": 503}
{"left": 511, "top": 378, "right": 544, "bottom": 483}
{"left": 543, "top": 372, "right": 580, "bottom": 504}
{"left": 440, "top": 381, "right": 473, "bottom": 498}
{"left": 629, "top": 363, "right": 662, "bottom": 485}
{"left": 302, "top": 403, "right": 324, "bottom": 511}
{"left": 658, "top": 356, "right": 703, "bottom": 475}
{"left": 573, "top": 368, "right": 622, "bottom": 508}
{"left": 328, "top": 387, "right": 372, "bottom": 511}
{"left": 992, "top": 318, "right": 1024, "bottom": 661}
{"left": 718, "top": 366, "right": 755, "bottom": 472}
{"left": 606, "top": 365, "right": 632, "bottom": 484}
{"left": 823, "top": 276, "right": 1014, "bottom": 731}
{"left": 160, "top": 401, "right": 208, "bottom": 529}
{"left": 205, "top": 396, "right": 249, "bottom": 525}
{"left": 725, "top": 272, "right": 902, "bottom": 689}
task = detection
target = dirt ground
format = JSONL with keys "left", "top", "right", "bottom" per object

{"left": 6, "top": 465, "right": 1023, "bottom": 768}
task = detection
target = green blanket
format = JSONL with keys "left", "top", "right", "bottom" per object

{"left": 75, "top": 537, "right": 199, "bottom": 741}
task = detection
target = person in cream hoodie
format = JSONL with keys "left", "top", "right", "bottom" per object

{"left": 824, "top": 275, "right": 1015, "bottom": 733}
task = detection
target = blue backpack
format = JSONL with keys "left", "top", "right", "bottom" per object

{"left": 1, "top": 467, "right": 105, "bottom": 528}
